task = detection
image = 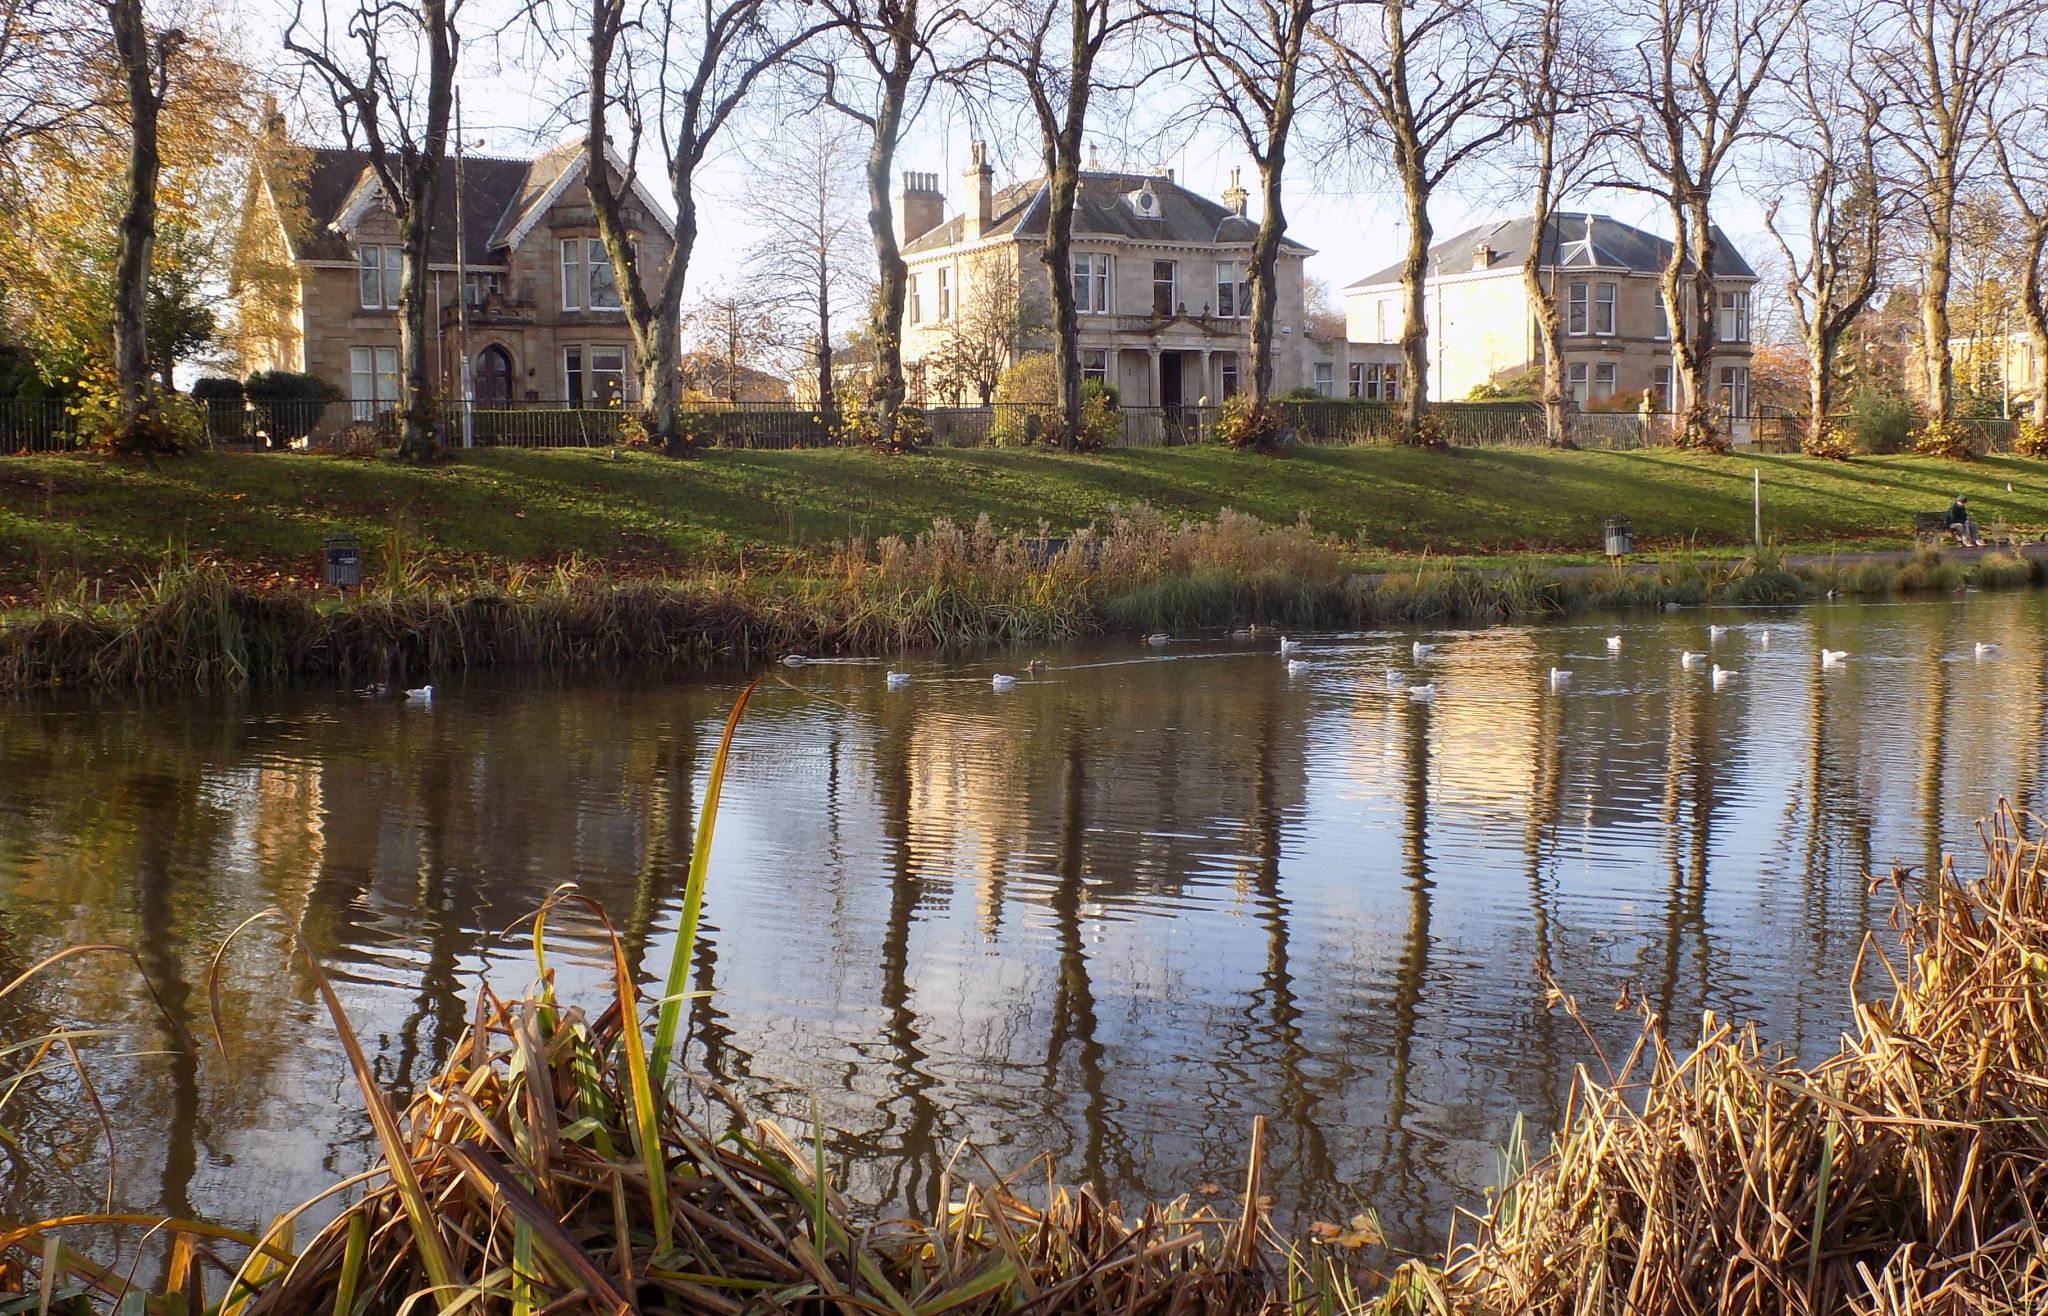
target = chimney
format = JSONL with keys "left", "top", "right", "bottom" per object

{"left": 897, "top": 170, "right": 945, "bottom": 246}
{"left": 962, "top": 141, "right": 993, "bottom": 242}
{"left": 1222, "top": 166, "right": 1248, "bottom": 218}
{"left": 1473, "top": 244, "right": 1493, "bottom": 270}
{"left": 260, "top": 92, "right": 285, "bottom": 139}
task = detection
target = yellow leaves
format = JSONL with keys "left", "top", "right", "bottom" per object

{"left": 1307, "top": 1213, "right": 1384, "bottom": 1249}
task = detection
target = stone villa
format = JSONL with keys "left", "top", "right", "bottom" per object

{"left": 897, "top": 148, "right": 1317, "bottom": 408}
{"left": 232, "top": 130, "right": 674, "bottom": 420}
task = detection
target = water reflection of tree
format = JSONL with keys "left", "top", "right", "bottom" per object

{"left": 1045, "top": 725, "right": 1112, "bottom": 1193}
{"left": 1519, "top": 683, "right": 1569, "bottom": 1134}
{"left": 1379, "top": 687, "right": 1434, "bottom": 1212}
{"left": 1799, "top": 642, "right": 1875, "bottom": 1032}
{"left": 1651, "top": 675, "right": 1721, "bottom": 1024}
{"left": 1916, "top": 614, "right": 1955, "bottom": 880}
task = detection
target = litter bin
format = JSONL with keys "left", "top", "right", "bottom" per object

{"left": 1603, "top": 515, "right": 1633, "bottom": 558}
{"left": 324, "top": 535, "right": 363, "bottom": 590}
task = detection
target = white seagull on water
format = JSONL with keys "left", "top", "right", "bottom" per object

{"left": 405, "top": 685, "right": 433, "bottom": 703}
{"left": 1680, "top": 651, "right": 1706, "bottom": 670}
{"left": 1279, "top": 637, "right": 1302, "bottom": 656}
{"left": 1412, "top": 641, "right": 1434, "bottom": 660}
{"left": 1408, "top": 683, "right": 1437, "bottom": 700}
{"left": 886, "top": 671, "right": 910, "bottom": 689}
{"left": 1712, "top": 665, "right": 1737, "bottom": 688}
{"left": 1821, "top": 649, "right": 1848, "bottom": 668}
{"left": 991, "top": 673, "right": 1018, "bottom": 690}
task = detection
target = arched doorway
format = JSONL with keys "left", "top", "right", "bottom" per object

{"left": 475, "top": 345, "right": 513, "bottom": 404}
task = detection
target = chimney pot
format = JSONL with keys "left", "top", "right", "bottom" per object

{"left": 963, "top": 140, "right": 994, "bottom": 242}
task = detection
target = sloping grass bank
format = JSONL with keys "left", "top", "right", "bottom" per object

{"left": 6, "top": 445, "right": 2048, "bottom": 603}
{"left": 2, "top": 505, "right": 2040, "bottom": 694}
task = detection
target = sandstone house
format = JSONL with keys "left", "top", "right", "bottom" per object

{"left": 233, "top": 135, "right": 675, "bottom": 421}
{"left": 897, "top": 149, "right": 1317, "bottom": 409}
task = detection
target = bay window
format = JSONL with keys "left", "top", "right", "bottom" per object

{"left": 1081, "top": 349, "right": 1108, "bottom": 385}
{"left": 590, "top": 347, "right": 626, "bottom": 404}
{"left": 1074, "top": 253, "right": 1112, "bottom": 313}
{"left": 348, "top": 346, "right": 399, "bottom": 418}
{"left": 1351, "top": 362, "right": 1401, "bottom": 401}
{"left": 562, "top": 238, "right": 625, "bottom": 312}
{"left": 1718, "top": 289, "right": 1751, "bottom": 343}
{"left": 1215, "top": 261, "right": 1249, "bottom": 318}
{"left": 357, "top": 245, "right": 400, "bottom": 311}
{"left": 1718, "top": 365, "right": 1751, "bottom": 417}
{"left": 1594, "top": 362, "right": 1617, "bottom": 397}
{"left": 1568, "top": 282, "right": 1589, "bottom": 335}
{"left": 936, "top": 267, "right": 951, "bottom": 320}
{"left": 1568, "top": 361, "right": 1589, "bottom": 403}
{"left": 1594, "top": 282, "right": 1616, "bottom": 335}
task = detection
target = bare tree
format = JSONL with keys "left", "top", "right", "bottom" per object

{"left": 104, "top": 0, "right": 178, "bottom": 441}
{"left": 1499, "top": 0, "right": 1604, "bottom": 447}
{"left": 1317, "top": 0, "right": 1516, "bottom": 445}
{"left": 286, "top": 0, "right": 460, "bottom": 461}
{"left": 1992, "top": 108, "right": 2048, "bottom": 428}
{"left": 1857, "top": 0, "right": 2034, "bottom": 428}
{"left": 681, "top": 290, "right": 783, "bottom": 399}
{"left": 814, "top": 0, "right": 960, "bottom": 450}
{"left": 0, "top": 0, "right": 95, "bottom": 160}
{"left": 742, "top": 109, "right": 870, "bottom": 411}
{"left": 1151, "top": 0, "right": 1321, "bottom": 408}
{"left": 1763, "top": 12, "right": 1889, "bottom": 449}
{"left": 580, "top": 0, "right": 819, "bottom": 456}
{"left": 975, "top": 0, "right": 1139, "bottom": 448}
{"left": 924, "top": 250, "right": 1045, "bottom": 402}
{"left": 1605, "top": 0, "right": 1804, "bottom": 451}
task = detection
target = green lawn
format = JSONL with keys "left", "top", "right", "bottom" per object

{"left": 1, "top": 444, "right": 2041, "bottom": 597}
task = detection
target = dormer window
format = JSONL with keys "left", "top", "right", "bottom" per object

{"left": 1125, "top": 182, "right": 1165, "bottom": 220}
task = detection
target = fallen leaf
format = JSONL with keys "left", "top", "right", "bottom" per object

{"left": 1334, "top": 1213, "right": 1384, "bottom": 1249}
{"left": 1307, "top": 1221, "right": 1341, "bottom": 1240}
{"left": 1196, "top": 1182, "right": 1221, "bottom": 1196}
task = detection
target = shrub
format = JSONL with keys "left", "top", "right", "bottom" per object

{"left": 1914, "top": 416, "right": 1975, "bottom": 460}
{"left": 1073, "top": 379, "right": 1122, "bottom": 452}
{"left": 1801, "top": 424, "right": 1855, "bottom": 461}
{"left": 2014, "top": 418, "right": 2048, "bottom": 458}
{"left": 1847, "top": 388, "right": 1916, "bottom": 454}
{"left": 71, "top": 384, "right": 203, "bottom": 456}
{"left": 1214, "top": 394, "right": 1285, "bottom": 451}
{"left": 1277, "top": 386, "right": 1325, "bottom": 402}
{"left": 1467, "top": 371, "right": 1539, "bottom": 401}
{"left": 244, "top": 369, "right": 336, "bottom": 449}
{"left": 189, "top": 376, "right": 244, "bottom": 405}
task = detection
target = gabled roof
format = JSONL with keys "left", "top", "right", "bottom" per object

{"left": 902, "top": 170, "right": 1313, "bottom": 256}
{"left": 282, "top": 139, "right": 667, "bottom": 267}
{"left": 1346, "top": 213, "right": 1756, "bottom": 289}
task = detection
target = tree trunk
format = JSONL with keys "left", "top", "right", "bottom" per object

{"left": 815, "top": 268, "right": 833, "bottom": 414}
{"left": 2020, "top": 234, "right": 2048, "bottom": 427}
{"left": 1922, "top": 192, "right": 1956, "bottom": 425}
{"left": 1247, "top": 159, "right": 1286, "bottom": 408}
{"left": 107, "top": 0, "right": 161, "bottom": 440}
{"left": 862, "top": 68, "right": 911, "bottom": 448}
{"left": 1807, "top": 323, "right": 1836, "bottom": 446}
{"left": 1041, "top": 144, "right": 1082, "bottom": 449}
{"left": 1522, "top": 201, "right": 1568, "bottom": 447}
{"left": 1395, "top": 164, "right": 1432, "bottom": 445}
{"left": 394, "top": 0, "right": 454, "bottom": 462}
{"left": 1666, "top": 197, "right": 1721, "bottom": 451}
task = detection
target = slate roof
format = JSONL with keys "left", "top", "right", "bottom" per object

{"left": 902, "top": 170, "right": 1311, "bottom": 256}
{"left": 1346, "top": 213, "right": 1756, "bottom": 288}
{"left": 286, "top": 144, "right": 580, "bottom": 267}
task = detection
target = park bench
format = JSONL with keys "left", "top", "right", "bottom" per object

{"left": 1912, "top": 512, "right": 1948, "bottom": 545}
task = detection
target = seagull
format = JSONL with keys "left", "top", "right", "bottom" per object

{"left": 886, "top": 671, "right": 910, "bottom": 689}
{"left": 991, "top": 673, "right": 1018, "bottom": 690}
{"left": 1711, "top": 665, "right": 1736, "bottom": 688}
{"left": 1385, "top": 668, "right": 1407, "bottom": 687}
{"left": 1976, "top": 642, "right": 1999, "bottom": 657}
{"left": 1759, "top": 629, "right": 1771, "bottom": 649}
{"left": 1708, "top": 625, "right": 1728, "bottom": 641}
{"left": 1408, "top": 683, "right": 1437, "bottom": 700}
{"left": 1279, "top": 637, "right": 1302, "bottom": 656}
{"left": 1550, "top": 667, "right": 1571, "bottom": 689}
{"left": 1286, "top": 659, "right": 1307, "bottom": 676}
{"left": 404, "top": 685, "right": 433, "bottom": 703}
{"left": 781, "top": 654, "right": 808, "bottom": 667}
{"left": 1412, "top": 641, "right": 1434, "bottom": 660}
{"left": 1680, "top": 651, "right": 1706, "bottom": 670}
{"left": 1145, "top": 632, "right": 1171, "bottom": 646}
{"left": 1821, "top": 649, "right": 1848, "bottom": 668}
{"left": 1606, "top": 636, "right": 1622, "bottom": 651}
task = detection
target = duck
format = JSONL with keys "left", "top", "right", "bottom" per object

{"left": 1680, "top": 651, "right": 1705, "bottom": 670}
{"left": 1248, "top": 623, "right": 1273, "bottom": 638}
{"left": 1708, "top": 625, "right": 1728, "bottom": 641}
{"left": 1230, "top": 627, "right": 1254, "bottom": 640}
{"left": 1027, "top": 658, "right": 1050, "bottom": 674}
{"left": 991, "top": 673, "right": 1018, "bottom": 690}
{"left": 1145, "top": 632, "right": 1171, "bottom": 646}
{"left": 1711, "top": 665, "right": 1736, "bottom": 688}
{"left": 781, "top": 654, "right": 809, "bottom": 668}
{"left": 1278, "top": 637, "right": 1302, "bottom": 656}
{"left": 1286, "top": 659, "right": 1307, "bottom": 677}
{"left": 357, "top": 682, "right": 389, "bottom": 698}
{"left": 1412, "top": 641, "right": 1434, "bottom": 660}
{"left": 1606, "top": 636, "right": 1622, "bottom": 651}
{"left": 1975, "top": 642, "right": 1999, "bottom": 657}
{"left": 1821, "top": 649, "right": 1849, "bottom": 668}
{"left": 886, "top": 671, "right": 911, "bottom": 689}
{"left": 404, "top": 685, "right": 433, "bottom": 703}
{"left": 1408, "top": 683, "right": 1437, "bottom": 701}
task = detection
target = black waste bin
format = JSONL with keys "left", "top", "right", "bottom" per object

{"left": 324, "top": 536, "right": 363, "bottom": 589}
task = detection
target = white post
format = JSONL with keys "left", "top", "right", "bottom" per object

{"left": 1754, "top": 468, "right": 1762, "bottom": 549}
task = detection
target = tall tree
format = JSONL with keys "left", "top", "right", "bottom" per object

{"left": 1318, "top": 0, "right": 1516, "bottom": 445}
{"left": 286, "top": 0, "right": 461, "bottom": 461}
{"left": 1152, "top": 0, "right": 1321, "bottom": 409}
{"left": 814, "top": 0, "right": 960, "bottom": 450}
{"left": 741, "top": 109, "right": 871, "bottom": 411}
{"left": 1992, "top": 116, "right": 2048, "bottom": 428}
{"left": 581, "top": 0, "right": 818, "bottom": 456}
{"left": 1763, "top": 12, "right": 1889, "bottom": 450}
{"left": 976, "top": 0, "right": 1136, "bottom": 449}
{"left": 1606, "top": 0, "right": 1804, "bottom": 451}
{"left": 1857, "top": 0, "right": 2033, "bottom": 428}
{"left": 104, "top": 0, "right": 177, "bottom": 440}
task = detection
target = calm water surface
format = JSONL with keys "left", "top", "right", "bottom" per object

{"left": 2, "top": 593, "right": 2044, "bottom": 1248}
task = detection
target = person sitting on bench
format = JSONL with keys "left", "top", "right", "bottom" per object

{"left": 1946, "top": 494, "right": 1984, "bottom": 548}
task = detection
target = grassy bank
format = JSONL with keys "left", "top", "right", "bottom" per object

{"left": 7, "top": 685, "right": 2048, "bottom": 1314}
{"left": 3, "top": 504, "right": 2042, "bottom": 693}
{"left": 6, "top": 446, "right": 2048, "bottom": 603}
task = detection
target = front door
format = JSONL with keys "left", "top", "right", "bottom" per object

{"left": 1160, "top": 353, "right": 1183, "bottom": 415}
{"left": 476, "top": 346, "right": 512, "bottom": 404}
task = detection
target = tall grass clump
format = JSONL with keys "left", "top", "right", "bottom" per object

{"left": 1405, "top": 801, "right": 2048, "bottom": 1316}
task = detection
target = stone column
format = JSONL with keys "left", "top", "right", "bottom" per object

{"left": 1147, "top": 347, "right": 1161, "bottom": 406}
{"left": 1199, "top": 350, "right": 1213, "bottom": 405}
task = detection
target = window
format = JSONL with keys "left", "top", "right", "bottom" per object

{"left": 1718, "top": 365, "right": 1751, "bottom": 417}
{"left": 1375, "top": 300, "right": 1389, "bottom": 341}
{"left": 590, "top": 347, "right": 626, "bottom": 404}
{"left": 463, "top": 271, "right": 502, "bottom": 307}
{"left": 562, "top": 238, "right": 624, "bottom": 312}
{"left": 1081, "top": 349, "right": 1108, "bottom": 385}
{"left": 1349, "top": 363, "right": 1365, "bottom": 398}
{"left": 1651, "top": 365, "right": 1672, "bottom": 411}
{"left": 348, "top": 346, "right": 399, "bottom": 418}
{"left": 1719, "top": 289, "right": 1751, "bottom": 343}
{"left": 1153, "top": 260, "right": 1177, "bottom": 317}
{"left": 1653, "top": 296, "right": 1669, "bottom": 340}
{"left": 908, "top": 274, "right": 922, "bottom": 325}
{"left": 1074, "top": 253, "right": 1112, "bottom": 313}
{"left": 564, "top": 347, "right": 584, "bottom": 404}
{"left": 937, "top": 267, "right": 951, "bottom": 320}
{"left": 1594, "top": 282, "right": 1617, "bottom": 335}
{"left": 1595, "top": 362, "right": 1617, "bottom": 397}
{"left": 1352, "top": 362, "right": 1400, "bottom": 402}
{"left": 1380, "top": 362, "right": 1401, "bottom": 403}
{"left": 1567, "top": 361, "right": 1589, "bottom": 403}
{"left": 1314, "top": 362, "right": 1334, "bottom": 397}
{"left": 357, "top": 245, "right": 400, "bottom": 311}
{"left": 1219, "top": 354, "right": 1240, "bottom": 397}
{"left": 1568, "top": 282, "right": 1589, "bottom": 335}
{"left": 1215, "top": 261, "right": 1249, "bottom": 318}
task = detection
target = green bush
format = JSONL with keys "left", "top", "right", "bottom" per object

{"left": 190, "top": 376, "right": 244, "bottom": 404}
{"left": 244, "top": 369, "right": 336, "bottom": 449}
{"left": 1847, "top": 389, "right": 1916, "bottom": 454}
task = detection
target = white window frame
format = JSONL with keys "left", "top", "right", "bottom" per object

{"left": 1653, "top": 295, "right": 1670, "bottom": 341}
{"left": 1718, "top": 364, "right": 1751, "bottom": 417}
{"left": 1375, "top": 301, "right": 1389, "bottom": 341}
{"left": 1219, "top": 353, "right": 1240, "bottom": 397}
{"left": 1567, "top": 282, "right": 1589, "bottom": 336}
{"left": 358, "top": 245, "right": 401, "bottom": 311}
{"left": 936, "top": 266, "right": 951, "bottom": 320}
{"left": 1348, "top": 363, "right": 1365, "bottom": 398}
{"left": 1594, "top": 362, "right": 1617, "bottom": 397}
{"left": 1074, "top": 253, "right": 1112, "bottom": 314}
{"left": 463, "top": 270, "right": 502, "bottom": 308}
{"left": 1719, "top": 289, "right": 1751, "bottom": 343}
{"left": 1313, "top": 362, "right": 1334, "bottom": 397}
{"left": 564, "top": 346, "right": 584, "bottom": 404}
{"left": 1594, "top": 282, "right": 1617, "bottom": 336}
{"left": 1081, "top": 348, "right": 1108, "bottom": 385}
{"left": 561, "top": 240, "right": 582, "bottom": 312}
{"left": 1153, "top": 260, "right": 1177, "bottom": 317}
{"left": 589, "top": 346, "right": 627, "bottom": 404}
{"left": 1651, "top": 364, "right": 1672, "bottom": 411}
{"left": 1215, "top": 260, "right": 1248, "bottom": 318}
{"left": 587, "top": 239, "right": 621, "bottom": 312}
{"left": 908, "top": 274, "right": 922, "bottom": 325}
{"left": 1567, "top": 361, "right": 1589, "bottom": 403}
{"left": 349, "top": 345, "right": 399, "bottom": 418}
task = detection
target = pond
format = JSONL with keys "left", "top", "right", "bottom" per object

{"left": 0, "top": 592, "right": 2043, "bottom": 1250}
